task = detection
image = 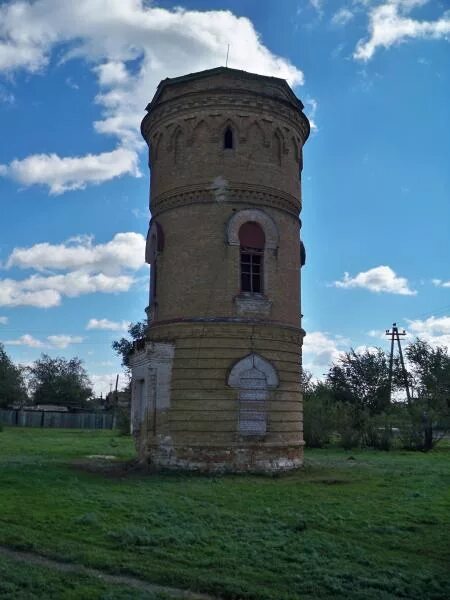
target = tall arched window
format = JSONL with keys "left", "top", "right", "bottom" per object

{"left": 239, "top": 222, "right": 265, "bottom": 293}
{"left": 224, "top": 127, "right": 233, "bottom": 149}
{"left": 145, "top": 220, "right": 164, "bottom": 321}
{"left": 228, "top": 353, "right": 279, "bottom": 436}
{"left": 150, "top": 234, "right": 158, "bottom": 302}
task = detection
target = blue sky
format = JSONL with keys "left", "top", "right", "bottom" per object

{"left": 0, "top": 0, "right": 449, "bottom": 393}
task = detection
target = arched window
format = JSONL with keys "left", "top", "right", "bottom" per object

{"left": 239, "top": 222, "right": 265, "bottom": 293}
{"left": 224, "top": 127, "right": 233, "bottom": 149}
{"left": 145, "top": 220, "right": 164, "bottom": 320}
{"left": 228, "top": 353, "right": 279, "bottom": 436}
{"left": 150, "top": 234, "right": 158, "bottom": 302}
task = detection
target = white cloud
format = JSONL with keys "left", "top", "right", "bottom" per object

{"left": 0, "top": 284, "right": 61, "bottom": 308}
{"left": 353, "top": 344, "right": 381, "bottom": 355}
{"left": 0, "top": 316, "right": 8, "bottom": 325}
{"left": 0, "top": 232, "right": 145, "bottom": 308}
{"left": 0, "top": 147, "right": 140, "bottom": 194}
{"left": 91, "top": 372, "right": 129, "bottom": 397}
{"left": 46, "top": 335, "right": 83, "bottom": 349}
{"left": 354, "top": 1, "right": 450, "bottom": 61}
{"left": 0, "top": 0, "right": 304, "bottom": 192}
{"left": 407, "top": 315, "right": 450, "bottom": 347}
{"left": 3, "top": 333, "right": 83, "bottom": 349}
{"left": 304, "top": 97, "right": 318, "bottom": 132}
{"left": 332, "top": 8, "right": 355, "bottom": 26}
{"left": 432, "top": 278, "right": 450, "bottom": 288}
{"left": 302, "top": 331, "right": 347, "bottom": 376}
{"left": 0, "top": 272, "right": 135, "bottom": 308}
{"left": 87, "top": 318, "right": 130, "bottom": 332}
{"left": 368, "top": 329, "right": 386, "bottom": 339}
{"left": 309, "top": 0, "right": 324, "bottom": 18}
{"left": 334, "top": 265, "right": 416, "bottom": 295}
{"left": 4, "top": 334, "right": 45, "bottom": 348}
{"left": 7, "top": 232, "right": 145, "bottom": 274}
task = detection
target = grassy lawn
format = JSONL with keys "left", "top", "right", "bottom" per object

{"left": 0, "top": 553, "right": 173, "bottom": 600}
{"left": 0, "top": 427, "right": 449, "bottom": 599}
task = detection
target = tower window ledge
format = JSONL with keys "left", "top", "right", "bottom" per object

{"left": 233, "top": 293, "right": 272, "bottom": 317}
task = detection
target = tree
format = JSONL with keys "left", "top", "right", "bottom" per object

{"left": 303, "top": 377, "right": 337, "bottom": 448}
{"left": 112, "top": 321, "right": 147, "bottom": 369}
{"left": 404, "top": 339, "right": 450, "bottom": 451}
{"left": 27, "top": 355, "right": 93, "bottom": 409}
{"left": 327, "top": 348, "right": 391, "bottom": 414}
{"left": 111, "top": 321, "right": 146, "bottom": 435}
{"left": 0, "top": 343, "right": 28, "bottom": 408}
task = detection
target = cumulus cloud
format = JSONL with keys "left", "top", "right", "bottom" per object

{"left": 0, "top": 0, "right": 304, "bottom": 192}
{"left": 0, "top": 272, "right": 134, "bottom": 308}
{"left": 302, "top": 331, "right": 347, "bottom": 373}
{"left": 47, "top": 335, "right": 83, "bottom": 349}
{"left": 4, "top": 334, "right": 45, "bottom": 348}
{"left": 354, "top": 0, "right": 450, "bottom": 61}
{"left": 0, "top": 232, "right": 146, "bottom": 308}
{"left": 7, "top": 232, "right": 145, "bottom": 274}
{"left": 86, "top": 318, "right": 130, "bottom": 331}
{"left": 334, "top": 265, "right": 416, "bottom": 295}
{"left": 0, "top": 148, "right": 140, "bottom": 195}
{"left": 407, "top": 315, "right": 450, "bottom": 347}
{"left": 91, "top": 372, "right": 129, "bottom": 397}
{"left": 3, "top": 333, "right": 83, "bottom": 348}
{"left": 432, "top": 278, "right": 450, "bottom": 288}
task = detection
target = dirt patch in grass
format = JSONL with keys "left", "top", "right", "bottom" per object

{"left": 0, "top": 545, "right": 218, "bottom": 599}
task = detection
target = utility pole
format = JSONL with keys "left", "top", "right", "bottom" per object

{"left": 385, "top": 323, "right": 411, "bottom": 405}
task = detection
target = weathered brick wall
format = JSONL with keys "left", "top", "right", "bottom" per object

{"left": 145, "top": 321, "right": 304, "bottom": 472}
{"left": 133, "top": 67, "right": 309, "bottom": 472}
{"left": 153, "top": 202, "right": 301, "bottom": 326}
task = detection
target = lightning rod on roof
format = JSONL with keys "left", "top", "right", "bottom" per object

{"left": 226, "top": 44, "right": 230, "bottom": 68}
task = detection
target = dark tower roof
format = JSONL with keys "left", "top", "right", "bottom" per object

{"left": 145, "top": 66, "right": 305, "bottom": 113}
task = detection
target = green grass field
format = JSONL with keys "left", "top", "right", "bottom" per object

{"left": 0, "top": 427, "right": 449, "bottom": 599}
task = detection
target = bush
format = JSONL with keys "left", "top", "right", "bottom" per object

{"left": 338, "top": 429, "right": 359, "bottom": 450}
{"left": 115, "top": 404, "right": 131, "bottom": 436}
{"left": 303, "top": 384, "right": 335, "bottom": 448}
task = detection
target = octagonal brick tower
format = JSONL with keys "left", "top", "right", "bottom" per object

{"left": 130, "top": 67, "right": 309, "bottom": 472}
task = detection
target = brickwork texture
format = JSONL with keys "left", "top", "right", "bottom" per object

{"left": 130, "top": 67, "right": 309, "bottom": 473}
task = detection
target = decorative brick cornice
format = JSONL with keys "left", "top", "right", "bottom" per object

{"left": 147, "top": 318, "right": 306, "bottom": 346}
{"left": 142, "top": 90, "right": 309, "bottom": 143}
{"left": 151, "top": 183, "right": 301, "bottom": 217}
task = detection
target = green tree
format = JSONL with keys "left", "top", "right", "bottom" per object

{"left": 404, "top": 339, "right": 450, "bottom": 451}
{"left": 303, "top": 378, "right": 336, "bottom": 448}
{"left": 112, "top": 321, "right": 147, "bottom": 369}
{"left": 327, "top": 347, "right": 391, "bottom": 414}
{"left": 111, "top": 321, "right": 146, "bottom": 435}
{"left": 0, "top": 343, "right": 28, "bottom": 408}
{"left": 27, "top": 355, "right": 93, "bottom": 409}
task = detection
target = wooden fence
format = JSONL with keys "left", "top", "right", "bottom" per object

{"left": 0, "top": 409, "right": 115, "bottom": 429}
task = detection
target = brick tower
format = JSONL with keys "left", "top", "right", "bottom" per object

{"left": 130, "top": 67, "right": 309, "bottom": 472}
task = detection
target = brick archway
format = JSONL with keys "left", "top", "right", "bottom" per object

{"left": 226, "top": 209, "right": 279, "bottom": 250}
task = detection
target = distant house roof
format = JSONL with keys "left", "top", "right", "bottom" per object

{"left": 33, "top": 404, "right": 69, "bottom": 412}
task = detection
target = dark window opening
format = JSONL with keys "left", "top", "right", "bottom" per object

{"left": 239, "top": 222, "right": 265, "bottom": 294}
{"left": 150, "top": 234, "right": 158, "bottom": 302}
{"left": 240, "top": 251, "right": 262, "bottom": 293}
{"left": 224, "top": 127, "right": 233, "bottom": 149}
{"left": 151, "top": 262, "right": 158, "bottom": 301}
